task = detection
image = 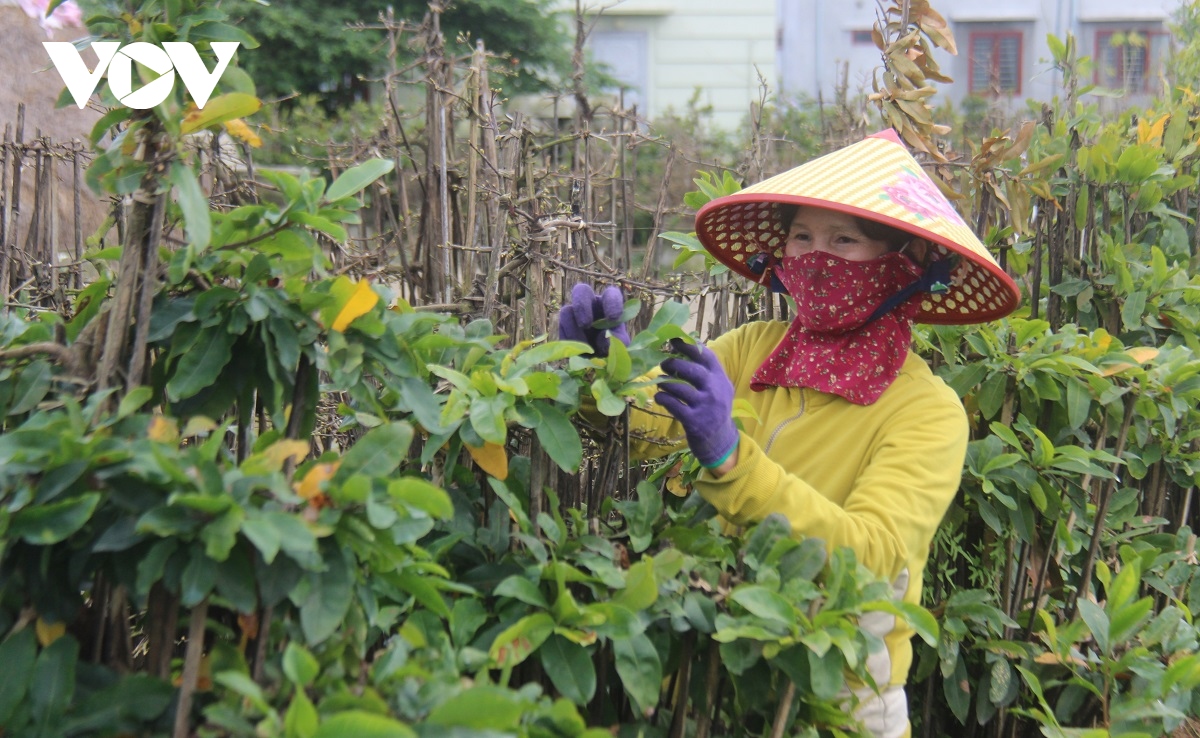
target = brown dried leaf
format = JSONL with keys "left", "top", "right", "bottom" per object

{"left": 1006, "top": 120, "right": 1038, "bottom": 160}
{"left": 922, "top": 22, "right": 958, "bottom": 56}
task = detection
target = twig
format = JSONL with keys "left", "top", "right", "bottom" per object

{"left": 0, "top": 341, "right": 72, "bottom": 364}
{"left": 769, "top": 681, "right": 797, "bottom": 738}
{"left": 172, "top": 598, "right": 209, "bottom": 738}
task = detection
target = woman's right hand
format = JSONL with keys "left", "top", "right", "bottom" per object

{"left": 556, "top": 283, "right": 630, "bottom": 357}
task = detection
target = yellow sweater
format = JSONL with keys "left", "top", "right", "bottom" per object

{"left": 625, "top": 320, "right": 968, "bottom": 736}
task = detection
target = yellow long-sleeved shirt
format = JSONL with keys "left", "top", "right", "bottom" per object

{"left": 625, "top": 320, "right": 968, "bottom": 738}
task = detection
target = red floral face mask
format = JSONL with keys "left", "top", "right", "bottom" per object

{"left": 751, "top": 251, "right": 923, "bottom": 404}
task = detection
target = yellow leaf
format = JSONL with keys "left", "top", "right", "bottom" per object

{"left": 331, "top": 279, "right": 380, "bottom": 332}
{"left": 173, "top": 653, "right": 213, "bottom": 692}
{"left": 181, "top": 416, "right": 218, "bottom": 438}
{"left": 1126, "top": 346, "right": 1160, "bottom": 364}
{"left": 36, "top": 617, "right": 66, "bottom": 647}
{"left": 466, "top": 441, "right": 509, "bottom": 480}
{"left": 180, "top": 93, "right": 262, "bottom": 135}
{"left": 222, "top": 118, "right": 262, "bottom": 148}
{"left": 1100, "top": 347, "right": 1159, "bottom": 376}
{"left": 148, "top": 416, "right": 179, "bottom": 444}
{"left": 121, "top": 12, "right": 142, "bottom": 35}
{"left": 247, "top": 439, "right": 310, "bottom": 474}
{"left": 731, "top": 398, "right": 761, "bottom": 423}
{"left": 1138, "top": 114, "right": 1168, "bottom": 146}
{"left": 295, "top": 462, "right": 339, "bottom": 501}
{"left": 666, "top": 474, "right": 690, "bottom": 498}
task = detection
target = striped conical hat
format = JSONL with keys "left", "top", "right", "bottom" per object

{"left": 694, "top": 129, "right": 1020, "bottom": 324}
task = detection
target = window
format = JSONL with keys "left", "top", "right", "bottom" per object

{"left": 968, "top": 31, "right": 1022, "bottom": 95}
{"left": 851, "top": 29, "right": 874, "bottom": 45}
{"left": 1095, "top": 29, "right": 1169, "bottom": 93}
{"left": 588, "top": 30, "right": 649, "bottom": 110}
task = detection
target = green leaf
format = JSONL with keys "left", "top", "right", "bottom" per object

{"left": 1109, "top": 596, "right": 1154, "bottom": 647}
{"left": 807, "top": 647, "right": 845, "bottom": 700}
{"left": 170, "top": 162, "right": 211, "bottom": 251}
{"left": 118, "top": 386, "right": 154, "bottom": 419}
{"left": 426, "top": 685, "right": 529, "bottom": 730}
{"left": 387, "top": 477, "right": 453, "bottom": 519}
{"left": 285, "top": 692, "right": 319, "bottom": 738}
{"left": 532, "top": 404, "right": 582, "bottom": 473}
{"left": 1075, "top": 183, "right": 1090, "bottom": 231}
{"left": 729, "top": 585, "right": 795, "bottom": 626}
{"left": 289, "top": 211, "right": 348, "bottom": 242}
{"left": 89, "top": 105, "right": 133, "bottom": 145}
{"left": 1077, "top": 599, "right": 1110, "bottom": 654}
{"left": 8, "top": 359, "right": 51, "bottom": 415}
{"left": 332, "top": 422, "right": 414, "bottom": 483}
{"left": 976, "top": 371, "right": 1007, "bottom": 420}
{"left": 1106, "top": 558, "right": 1141, "bottom": 609}
{"left": 31, "top": 635, "right": 78, "bottom": 736}
{"left": 1121, "top": 291, "right": 1147, "bottom": 332}
{"left": 181, "top": 550, "right": 217, "bottom": 606}
{"left": 325, "top": 159, "right": 395, "bottom": 203}
{"left": 613, "top": 632, "right": 662, "bottom": 717}
{"left": 283, "top": 642, "right": 320, "bottom": 687}
{"left": 494, "top": 575, "right": 549, "bottom": 608}
{"left": 1065, "top": 378, "right": 1090, "bottom": 430}
{"left": 201, "top": 507, "right": 244, "bottom": 561}
{"left": 658, "top": 231, "right": 704, "bottom": 250}
{"left": 9, "top": 493, "right": 101, "bottom": 545}
{"left": 513, "top": 341, "right": 592, "bottom": 370}
{"left": 591, "top": 379, "right": 625, "bottom": 416}
{"left": 189, "top": 21, "right": 261, "bottom": 49}
{"left": 645, "top": 301, "right": 692, "bottom": 335}
{"left": 180, "top": 93, "right": 261, "bottom": 135}
{"left": 469, "top": 394, "right": 509, "bottom": 444}
{"left": 299, "top": 546, "right": 354, "bottom": 645}
{"left": 312, "top": 711, "right": 415, "bottom": 738}
{"left": 864, "top": 600, "right": 939, "bottom": 646}
{"left": 944, "top": 655, "right": 971, "bottom": 724}
{"left": 0, "top": 629, "right": 37, "bottom": 725}
{"left": 613, "top": 559, "right": 658, "bottom": 611}
{"left": 167, "top": 327, "right": 235, "bottom": 401}
{"left": 489, "top": 613, "right": 555, "bottom": 668}
{"left": 394, "top": 570, "right": 450, "bottom": 618}
{"left": 539, "top": 635, "right": 596, "bottom": 705}
{"left": 605, "top": 336, "right": 632, "bottom": 382}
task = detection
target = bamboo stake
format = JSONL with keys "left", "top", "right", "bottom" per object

{"left": 72, "top": 143, "right": 83, "bottom": 290}
{"left": 0, "top": 124, "right": 12, "bottom": 300}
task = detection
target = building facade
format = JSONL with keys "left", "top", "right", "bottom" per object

{"left": 568, "top": 0, "right": 1184, "bottom": 128}
{"left": 565, "top": 0, "right": 777, "bottom": 129}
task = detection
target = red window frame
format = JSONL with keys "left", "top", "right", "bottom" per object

{"left": 968, "top": 30, "right": 1023, "bottom": 96}
{"left": 1094, "top": 28, "right": 1168, "bottom": 93}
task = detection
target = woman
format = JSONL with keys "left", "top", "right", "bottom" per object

{"left": 558, "top": 130, "right": 1020, "bottom": 738}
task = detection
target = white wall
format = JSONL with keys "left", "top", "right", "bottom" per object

{"left": 564, "top": 0, "right": 776, "bottom": 128}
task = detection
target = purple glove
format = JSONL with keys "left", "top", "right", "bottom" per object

{"left": 557, "top": 283, "right": 630, "bottom": 357}
{"left": 655, "top": 338, "right": 740, "bottom": 469}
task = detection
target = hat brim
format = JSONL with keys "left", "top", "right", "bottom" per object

{"left": 693, "top": 131, "right": 1021, "bottom": 325}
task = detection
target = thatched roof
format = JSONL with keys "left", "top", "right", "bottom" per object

{"left": 0, "top": 4, "right": 100, "bottom": 147}
{"left": 1, "top": 5, "right": 111, "bottom": 274}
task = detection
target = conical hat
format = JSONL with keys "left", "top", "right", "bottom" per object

{"left": 694, "top": 129, "right": 1020, "bottom": 324}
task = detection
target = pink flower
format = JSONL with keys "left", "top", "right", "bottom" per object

{"left": 881, "top": 168, "right": 964, "bottom": 225}
{"left": 18, "top": 0, "right": 84, "bottom": 35}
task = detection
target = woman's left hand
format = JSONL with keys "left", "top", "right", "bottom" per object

{"left": 655, "top": 338, "right": 740, "bottom": 471}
